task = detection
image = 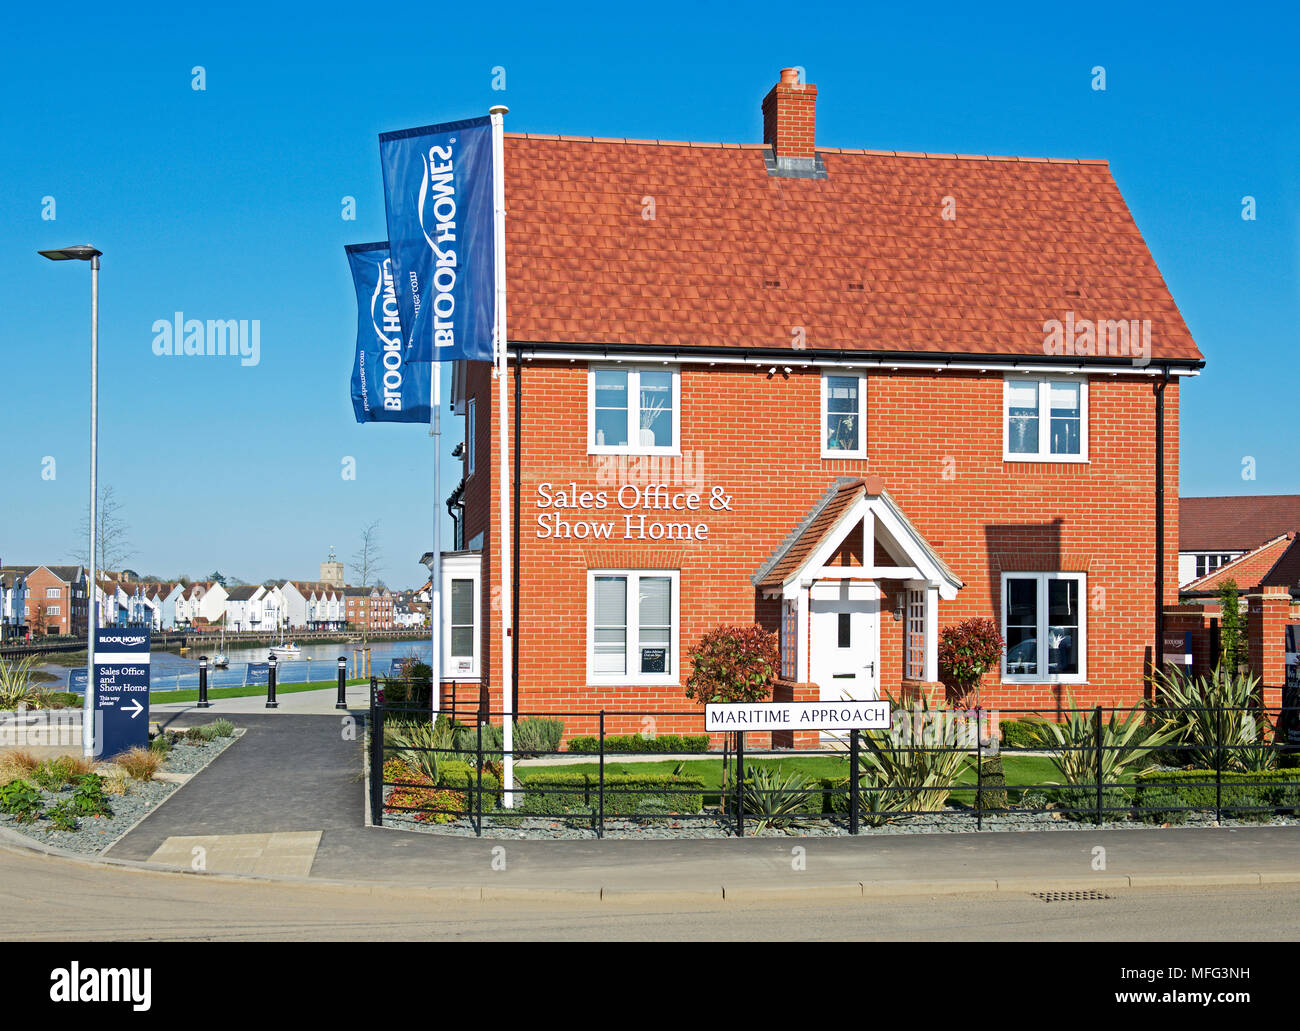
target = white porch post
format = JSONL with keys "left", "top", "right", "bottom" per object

{"left": 924, "top": 584, "right": 940, "bottom": 682}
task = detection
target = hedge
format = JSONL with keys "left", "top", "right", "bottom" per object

{"left": 435, "top": 760, "right": 501, "bottom": 811}
{"left": 1134, "top": 768, "right": 1300, "bottom": 824}
{"left": 997, "top": 717, "right": 1055, "bottom": 750}
{"left": 516, "top": 772, "right": 705, "bottom": 816}
{"left": 565, "top": 733, "right": 711, "bottom": 754}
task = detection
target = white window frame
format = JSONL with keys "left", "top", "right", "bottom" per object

{"left": 1000, "top": 571, "right": 1087, "bottom": 684}
{"left": 820, "top": 372, "right": 867, "bottom": 459}
{"left": 1003, "top": 375, "right": 1089, "bottom": 463}
{"left": 586, "top": 364, "right": 681, "bottom": 456}
{"left": 585, "top": 569, "right": 680, "bottom": 686}
{"left": 465, "top": 397, "right": 476, "bottom": 478}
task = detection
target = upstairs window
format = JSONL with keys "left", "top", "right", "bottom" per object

{"left": 1004, "top": 377, "right": 1088, "bottom": 462}
{"left": 821, "top": 374, "right": 867, "bottom": 458}
{"left": 588, "top": 366, "right": 680, "bottom": 455}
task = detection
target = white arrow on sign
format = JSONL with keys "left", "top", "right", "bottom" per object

{"left": 124, "top": 699, "right": 144, "bottom": 719}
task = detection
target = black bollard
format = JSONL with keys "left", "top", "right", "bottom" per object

{"left": 266, "top": 655, "right": 279, "bottom": 709}
{"left": 197, "top": 657, "right": 211, "bottom": 709}
{"left": 335, "top": 656, "right": 347, "bottom": 710}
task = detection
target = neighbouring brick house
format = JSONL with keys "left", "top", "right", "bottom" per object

{"left": 344, "top": 586, "right": 395, "bottom": 632}
{"left": 0, "top": 565, "right": 88, "bottom": 637}
{"left": 447, "top": 68, "right": 1205, "bottom": 745}
{"left": 1178, "top": 494, "right": 1300, "bottom": 585}
{"left": 1172, "top": 531, "right": 1300, "bottom": 709}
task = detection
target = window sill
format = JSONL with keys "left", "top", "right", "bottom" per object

{"left": 1001, "top": 676, "right": 1088, "bottom": 685}
{"left": 821, "top": 450, "right": 868, "bottom": 461}
{"left": 586, "top": 676, "right": 681, "bottom": 689}
{"left": 587, "top": 447, "right": 682, "bottom": 458}
{"left": 1003, "top": 454, "right": 1089, "bottom": 465}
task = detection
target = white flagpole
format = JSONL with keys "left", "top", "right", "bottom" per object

{"left": 431, "top": 360, "right": 442, "bottom": 716}
{"left": 490, "top": 104, "right": 513, "bottom": 806}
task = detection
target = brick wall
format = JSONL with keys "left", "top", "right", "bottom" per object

{"left": 465, "top": 359, "right": 1180, "bottom": 741}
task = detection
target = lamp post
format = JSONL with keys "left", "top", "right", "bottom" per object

{"left": 39, "top": 245, "right": 102, "bottom": 758}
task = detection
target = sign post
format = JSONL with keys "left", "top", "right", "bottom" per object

{"left": 704, "top": 700, "right": 892, "bottom": 734}
{"left": 92, "top": 627, "right": 151, "bottom": 759}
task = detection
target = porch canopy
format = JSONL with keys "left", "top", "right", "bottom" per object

{"left": 753, "top": 476, "right": 963, "bottom": 684}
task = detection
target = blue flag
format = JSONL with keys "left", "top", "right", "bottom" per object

{"left": 378, "top": 116, "right": 496, "bottom": 363}
{"left": 347, "top": 241, "right": 433, "bottom": 423}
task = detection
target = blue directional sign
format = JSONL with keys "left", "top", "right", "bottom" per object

{"left": 67, "top": 667, "right": 88, "bottom": 693}
{"left": 245, "top": 662, "right": 270, "bottom": 687}
{"left": 92, "top": 627, "right": 151, "bottom": 759}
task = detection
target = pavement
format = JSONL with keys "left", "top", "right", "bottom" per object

{"left": 151, "top": 682, "right": 370, "bottom": 714}
{"left": 2, "top": 708, "right": 1297, "bottom": 903}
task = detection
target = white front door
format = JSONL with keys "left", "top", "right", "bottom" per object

{"left": 809, "top": 582, "right": 879, "bottom": 703}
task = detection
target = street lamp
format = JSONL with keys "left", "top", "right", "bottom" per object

{"left": 39, "top": 245, "right": 102, "bottom": 759}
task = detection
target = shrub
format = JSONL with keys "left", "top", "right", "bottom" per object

{"left": 451, "top": 721, "right": 504, "bottom": 764}
{"left": 1055, "top": 785, "right": 1133, "bottom": 823}
{"left": 47, "top": 800, "right": 79, "bottom": 831}
{"left": 1134, "top": 768, "right": 1300, "bottom": 824}
{"left": 0, "top": 779, "right": 44, "bottom": 823}
{"left": 116, "top": 747, "right": 163, "bottom": 781}
{"left": 70, "top": 773, "right": 113, "bottom": 817}
{"left": 383, "top": 660, "right": 433, "bottom": 708}
{"left": 387, "top": 715, "right": 461, "bottom": 782}
{"left": 848, "top": 696, "right": 970, "bottom": 823}
{"left": 1018, "top": 791, "right": 1049, "bottom": 811}
{"left": 998, "top": 717, "right": 1055, "bottom": 750}
{"left": 433, "top": 760, "right": 500, "bottom": 811}
{"left": 938, "top": 617, "right": 1004, "bottom": 706}
{"left": 381, "top": 758, "right": 464, "bottom": 824}
{"left": 184, "top": 726, "right": 206, "bottom": 743}
{"left": 150, "top": 734, "right": 173, "bottom": 755}
{"left": 1028, "top": 698, "right": 1176, "bottom": 787}
{"left": 32, "top": 757, "right": 79, "bottom": 790}
{"left": 517, "top": 772, "right": 705, "bottom": 816}
{"left": 209, "top": 719, "right": 236, "bottom": 738}
{"left": 566, "top": 733, "right": 711, "bottom": 754}
{"left": 511, "top": 718, "right": 565, "bottom": 757}
{"left": 684, "top": 623, "right": 779, "bottom": 706}
{"left": 0, "top": 656, "right": 39, "bottom": 710}
{"left": 742, "top": 767, "right": 815, "bottom": 831}
{"left": 1149, "top": 665, "right": 1275, "bottom": 771}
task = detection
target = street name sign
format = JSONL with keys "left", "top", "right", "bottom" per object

{"left": 705, "top": 700, "right": 891, "bottom": 732}
{"left": 93, "top": 627, "right": 151, "bottom": 758}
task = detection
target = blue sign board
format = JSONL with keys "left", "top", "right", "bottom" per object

{"left": 389, "top": 657, "right": 411, "bottom": 677}
{"left": 245, "top": 662, "right": 270, "bottom": 687}
{"left": 93, "top": 627, "right": 151, "bottom": 759}
{"left": 68, "top": 667, "right": 88, "bottom": 693}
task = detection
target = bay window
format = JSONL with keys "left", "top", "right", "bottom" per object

{"left": 587, "top": 570, "right": 679, "bottom": 684}
{"left": 1001, "top": 572, "right": 1086, "bottom": 682}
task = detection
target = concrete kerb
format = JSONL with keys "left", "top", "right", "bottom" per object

{"left": 4, "top": 827, "right": 1300, "bottom": 904}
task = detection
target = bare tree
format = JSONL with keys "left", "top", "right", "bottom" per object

{"left": 350, "top": 521, "right": 383, "bottom": 587}
{"left": 74, "top": 484, "right": 135, "bottom": 574}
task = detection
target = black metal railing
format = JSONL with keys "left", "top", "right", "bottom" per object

{"left": 366, "top": 679, "right": 1300, "bottom": 837}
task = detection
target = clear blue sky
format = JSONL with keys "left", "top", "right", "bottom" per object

{"left": 2, "top": 1, "right": 1296, "bottom": 587}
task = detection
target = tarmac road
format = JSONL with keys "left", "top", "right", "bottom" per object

{"left": 0, "top": 844, "right": 1295, "bottom": 941}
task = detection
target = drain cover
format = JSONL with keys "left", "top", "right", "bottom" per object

{"left": 1031, "top": 890, "right": 1113, "bottom": 903}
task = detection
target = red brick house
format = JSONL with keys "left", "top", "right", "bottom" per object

{"left": 1, "top": 565, "right": 88, "bottom": 637}
{"left": 447, "top": 69, "right": 1205, "bottom": 742}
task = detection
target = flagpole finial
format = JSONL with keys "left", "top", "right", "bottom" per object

{"left": 489, "top": 105, "right": 509, "bottom": 116}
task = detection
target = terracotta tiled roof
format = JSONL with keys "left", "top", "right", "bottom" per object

{"left": 1179, "top": 495, "right": 1300, "bottom": 551}
{"left": 1182, "top": 533, "right": 1295, "bottom": 593}
{"left": 504, "top": 134, "right": 1202, "bottom": 361}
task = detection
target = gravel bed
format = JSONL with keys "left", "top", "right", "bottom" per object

{"left": 380, "top": 801, "right": 1300, "bottom": 840}
{"left": 1, "top": 732, "right": 241, "bottom": 854}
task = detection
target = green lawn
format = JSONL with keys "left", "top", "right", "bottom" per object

{"left": 149, "top": 678, "right": 368, "bottom": 704}
{"left": 516, "top": 753, "right": 1068, "bottom": 796}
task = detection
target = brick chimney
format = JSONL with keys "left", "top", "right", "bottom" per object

{"left": 762, "top": 68, "right": 820, "bottom": 177}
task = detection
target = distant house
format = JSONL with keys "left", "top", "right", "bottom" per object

{"left": 222, "top": 585, "right": 261, "bottom": 631}
{"left": 1179, "top": 495, "right": 1300, "bottom": 586}
{"left": 0, "top": 569, "right": 28, "bottom": 639}
{"left": 343, "top": 586, "right": 394, "bottom": 631}
{"left": 246, "top": 585, "right": 284, "bottom": 633}
{"left": 1, "top": 565, "right": 88, "bottom": 636}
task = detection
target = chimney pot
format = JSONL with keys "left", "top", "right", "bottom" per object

{"left": 762, "top": 67, "right": 819, "bottom": 174}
